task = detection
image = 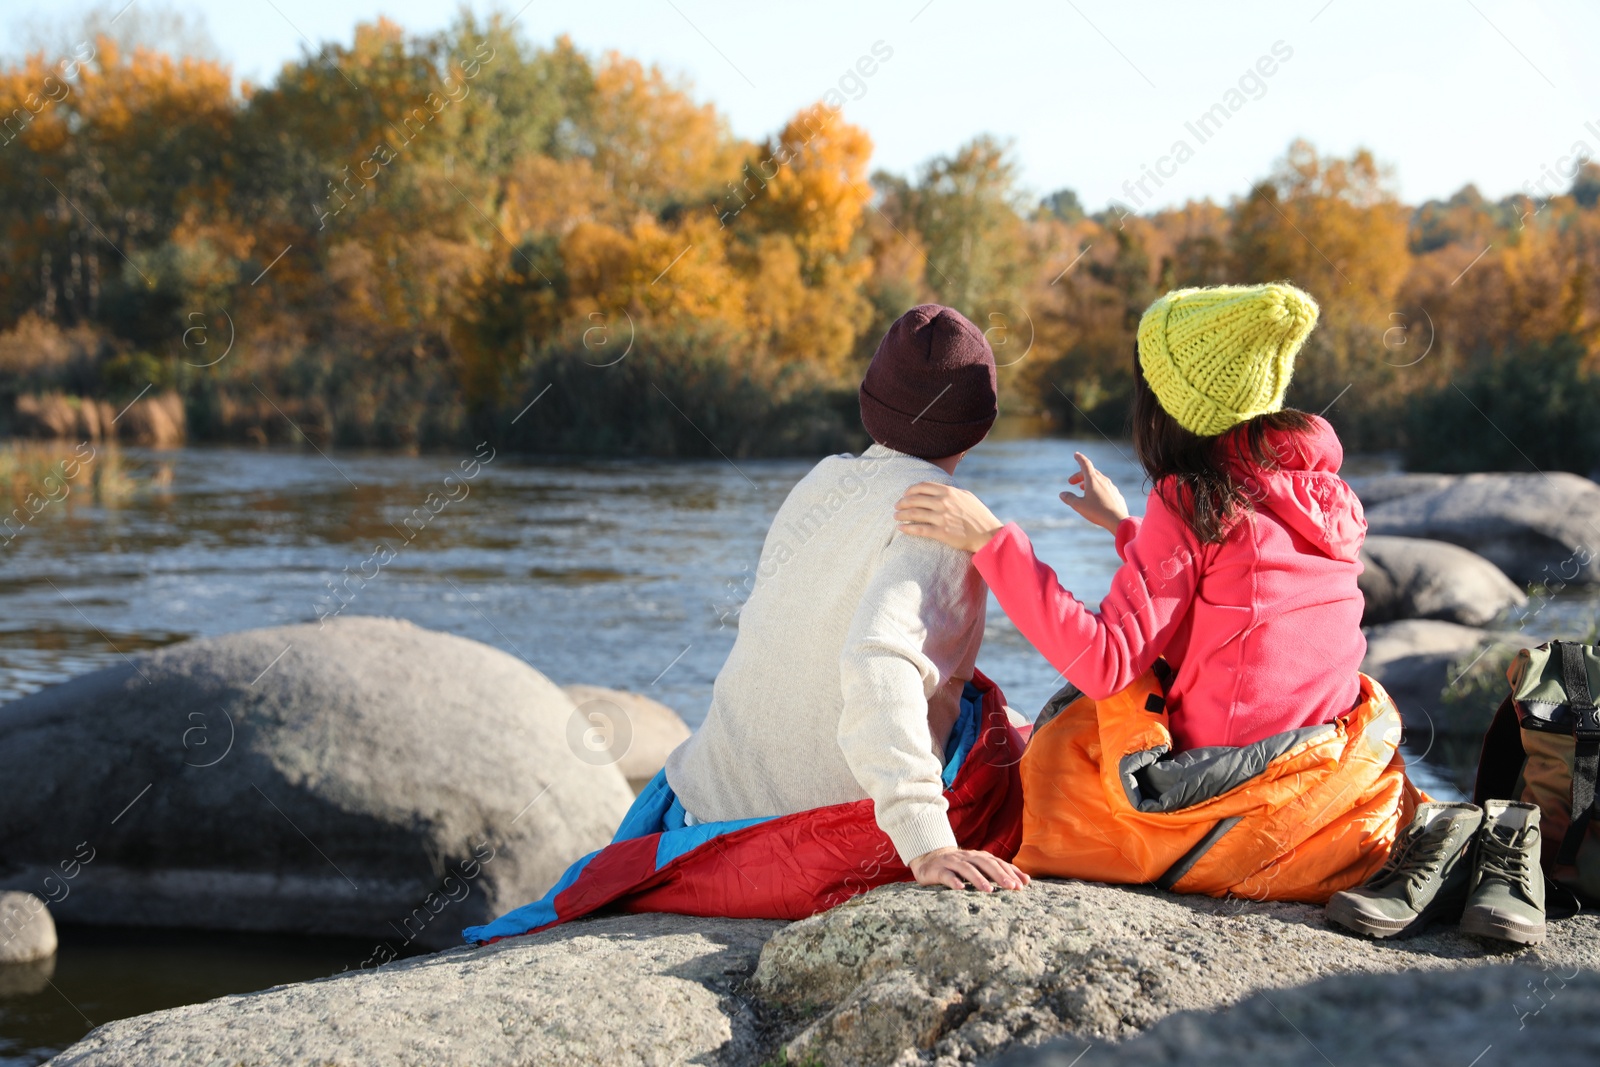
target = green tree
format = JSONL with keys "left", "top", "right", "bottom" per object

{"left": 876, "top": 135, "right": 1029, "bottom": 318}
{"left": 1572, "top": 162, "right": 1600, "bottom": 210}
{"left": 1040, "top": 187, "right": 1083, "bottom": 223}
{"left": 1405, "top": 335, "right": 1600, "bottom": 473}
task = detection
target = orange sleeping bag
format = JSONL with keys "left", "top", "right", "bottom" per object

{"left": 1017, "top": 667, "right": 1425, "bottom": 903}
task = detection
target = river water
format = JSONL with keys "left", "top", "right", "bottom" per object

{"left": 0, "top": 432, "right": 1474, "bottom": 1062}
{"left": 0, "top": 433, "right": 1156, "bottom": 724}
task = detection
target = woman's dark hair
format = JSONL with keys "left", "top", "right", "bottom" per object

{"left": 1130, "top": 344, "right": 1315, "bottom": 544}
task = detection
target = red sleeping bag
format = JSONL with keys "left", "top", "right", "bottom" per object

{"left": 464, "top": 669, "right": 1024, "bottom": 943}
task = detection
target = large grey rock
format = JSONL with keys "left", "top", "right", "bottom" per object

{"left": 0, "top": 617, "right": 635, "bottom": 950}
{"left": 46, "top": 913, "right": 784, "bottom": 1067}
{"left": 756, "top": 881, "right": 1600, "bottom": 1066}
{"left": 998, "top": 965, "right": 1600, "bottom": 1066}
{"left": 42, "top": 880, "right": 1600, "bottom": 1066}
{"left": 562, "top": 684, "right": 691, "bottom": 792}
{"left": 1365, "top": 471, "right": 1600, "bottom": 585}
{"left": 0, "top": 891, "right": 56, "bottom": 963}
{"left": 1361, "top": 619, "right": 1517, "bottom": 723}
{"left": 1350, "top": 471, "right": 1458, "bottom": 507}
{"left": 1359, "top": 535, "right": 1526, "bottom": 626}
{"left": 0, "top": 954, "right": 55, "bottom": 998}
{"left": 1362, "top": 619, "right": 1549, "bottom": 794}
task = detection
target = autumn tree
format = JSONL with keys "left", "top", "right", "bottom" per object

{"left": 4, "top": 10, "right": 1599, "bottom": 463}
{"left": 877, "top": 135, "right": 1030, "bottom": 319}
{"left": 1229, "top": 141, "right": 1412, "bottom": 429}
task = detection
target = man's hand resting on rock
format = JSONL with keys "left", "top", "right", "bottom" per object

{"left": 909, "top": 847, "right": 1030, "bottom": 892}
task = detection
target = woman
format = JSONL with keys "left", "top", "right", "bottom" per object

{"left": 893, "top": 282, "right": 1366, "bottom": 750}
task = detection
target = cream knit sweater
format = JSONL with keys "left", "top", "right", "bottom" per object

{"left": 664, "top": 444, "right": 986, "bottom": 863}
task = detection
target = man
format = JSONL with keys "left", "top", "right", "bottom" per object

{"left": 665, "top": 304, "right": 1027, "bottom": 892}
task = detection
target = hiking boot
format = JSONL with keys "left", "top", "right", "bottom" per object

{"left": 1460, "top": 800, "right": 1546, "bottom": 945}
{"left": 1325, "top": 802, "right": 1483, "bottom": 938}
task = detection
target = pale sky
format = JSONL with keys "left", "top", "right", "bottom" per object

{"left": 6, "top": 0, "right": 1599, "bottom": 211}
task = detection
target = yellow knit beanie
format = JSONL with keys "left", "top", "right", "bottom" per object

{"left": 1136, "top": 283, "right": 1320, "bottom": 437}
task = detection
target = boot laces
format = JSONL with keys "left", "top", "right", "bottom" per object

{"left": 1374, "top": 820, "right": 1456, "bottom": 896}
{"left": 1477, "top": 825, "right": 1533, "bottom": 896}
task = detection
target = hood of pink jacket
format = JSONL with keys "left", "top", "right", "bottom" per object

{"left": 1225, "top": 415, "right": 1366, "bottom": 563}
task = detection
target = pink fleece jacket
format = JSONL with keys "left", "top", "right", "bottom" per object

{"left": 973, "top": 416, "right": 1367, "bottom": 750}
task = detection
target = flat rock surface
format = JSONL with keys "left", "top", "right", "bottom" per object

{"left": 997, "top": 964, "right": 1600, "bottom": 1066}
{"left": 0, "top": 617, "right": 636, "bottom": 950}
{"left": 49, "top": 880, "right": 1600, "bottom": 1066}
{"left": 47, "top": 912, "right": 784, "bottom": 1067}
{"left": 757, "top": 881, "right": 1600, "bottom": 1066}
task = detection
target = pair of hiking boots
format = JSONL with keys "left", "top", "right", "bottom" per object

{"left": 1325, "top": 799, "right": 1545, "bottom": 945}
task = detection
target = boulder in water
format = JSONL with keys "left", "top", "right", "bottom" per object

{"left": 561, "top": 684, "right": 692, "bottom": 792}
{"left": 0, "top": 617, "right": 636, "bottom": 951}
{"left": 1349, "top": 471, "right": 1459, "bottom": 508}
{"left": 0, "top": 891, "right": 56, "bottom": 964}
{"left": 1364, "top": 472, "right": 1600, "bottom": 585}
{"left": 1359, "top": 535, "right": 1526, "bottom": 626}
{"left": 1361, "top": 619, "right": 1516, "bottom": 722}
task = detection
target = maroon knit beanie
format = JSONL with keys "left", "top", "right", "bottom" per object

{"left": 859, "top": 304, "right": 997, "bottom": 459}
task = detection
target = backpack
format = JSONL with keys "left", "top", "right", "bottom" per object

{"left": 1474, "top": 640, "right": 1600, "bottom": 904}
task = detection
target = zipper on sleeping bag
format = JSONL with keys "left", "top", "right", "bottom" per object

{"left": 1154, "top": 816, "right": 1243, "bottom": 891}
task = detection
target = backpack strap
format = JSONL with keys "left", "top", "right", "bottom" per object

{"left": 1473, "top": 693, "right": 1525, "bottom": 806}
{"left": 1556, "top": 641, "right": 1600, "bottom": 866}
